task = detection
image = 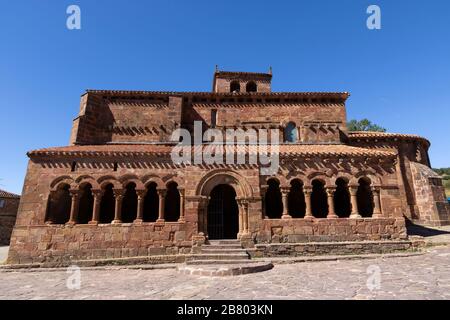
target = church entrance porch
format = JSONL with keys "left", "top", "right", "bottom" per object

{"left": 207, "top": 184, "right": 239, "bottom": 240}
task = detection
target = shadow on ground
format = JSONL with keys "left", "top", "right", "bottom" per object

{"left": 406, "top": 219, "right": 450, "bottom": 237}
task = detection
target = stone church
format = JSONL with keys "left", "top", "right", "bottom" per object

{"left": 8, "top": 69, "right": 450, "bottom": 264}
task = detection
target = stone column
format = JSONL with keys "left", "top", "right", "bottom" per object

{"left": 349, "top": 186, "right": 361, "bottom": 218}
{"left": 201, "top": 196, "right": 209, "bottom": 236}
{"left": 178, "top": 189, "right": 185, "bottom": 222}
{"left": 157, "top": 189, "right": 166, "bottom": 222}
{"left": 134, "top": 189, "right": 147, "bottom": 224}
{"left": 326, "top": 187, "right": 338, "bottom": 219}
{"left": 238, "top": 199, "right": 249, "bottom": 235}
{"left": 281, "top": 187, "right": 292, "bottom": 219}
{"left": 89, "top": 189, "right": 103, "bottom": 224}
{"left": 112, "top": 189, "right": 125, "bottom": 224}
{"left": 260, "top": 185, "right": 268, "bottom": 219}
{"left": 372, "top": 186, "right": 383, "bottom": 218}
{"left": 67, "top": 190, "right": 80, "bottom": 225}
{"left": 304, "top": 186, "right": 313, "bottom": 219}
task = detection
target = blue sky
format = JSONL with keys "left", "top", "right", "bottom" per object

{"left": 0, "top": 0, "right": 449, "bottom": 194}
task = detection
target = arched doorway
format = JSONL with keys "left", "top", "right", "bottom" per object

{"left": 207, "top": 184, "right": 239, "bottom": 240}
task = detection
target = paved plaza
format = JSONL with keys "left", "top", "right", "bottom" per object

{"left": 0, "top": 245, "right": 450, "bottom": 300}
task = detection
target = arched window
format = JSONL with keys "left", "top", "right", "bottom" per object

{"left": 230, "top": 81, "right": 240, "bottom": 93}
{"left": 334, "top": 178, "right": 351, "bottom": 218}
{"left": 265, "top": 179, "right": 283, "bottom": 219}
{"left": 288, "top": 179, "right": 305, "bottom": 218}
{"left": 164, "top": 182, "right": 180, "bottom": 222}
{"left": 143, "top": 182, "right": 159, "bottom": 222}
{"left": 357, "top": 178, "right": 374, "bottom": 217}
{"left": 99, "top": 184, "right": 115, "bottom": 223}
{"left": 284, "top": 122, "right": 298, "bottom": 143}
{"left": 122, "top": 183, "right": 138, "bottom": 223}
{"left": 246, "top": 81, "right": 257, "bottom": 92}
{"left": 46, "top": 184, "right": 71, "bottom": 224}
{"left": 311, "top": 179, "right": 328, "bottom": 218}
{"left": 78, "top": 183, "right": 93, "bottom": 224}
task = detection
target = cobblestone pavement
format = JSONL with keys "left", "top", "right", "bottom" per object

{"left": 1, "top": 245, "right": 450, "bottom": 300}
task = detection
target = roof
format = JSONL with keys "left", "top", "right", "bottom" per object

{"left": 85, "top": 90, "right": 350, "bottom": 99}
{"left": 28, "top": 144, "right": 396, "bottom": 159}
{"left": 214, "top": 70, "right": 272, "bottom": 78}
{"left": 0, "top": 189, "right": 20, "bottom": 199}
{"left": 348, "top": 131, "right": 430, "bottom": 146}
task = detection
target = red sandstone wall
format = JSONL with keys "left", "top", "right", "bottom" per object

{"left": 189, "top": 103, "right": 346, "bottom": 143}
{"left": 348, "top": 137, "right": 449, "bottom": 226}
{"left": 9, "top": 151, "right": 406, "bottom": 264}
{"left": 0, "top": 197, "right": 19, "bottom": 245}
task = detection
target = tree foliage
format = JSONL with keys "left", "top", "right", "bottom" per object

{"left": 347, "top": 119, "right": 386, "bottom": 132}
{"left": 433, "top": 168, "right": 450, "bottom": 177}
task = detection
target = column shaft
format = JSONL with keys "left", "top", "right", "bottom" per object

{"left": 68, "top": 190, "right": 80, "bottom": 225}
{"left": 326, "top": 188, "right": 338, "bottom": 219}
{"left": 89, "top": 190, "right": 103, "bottom": 224}
{"left": 157, "top": 190, "right": 166, "bottom": 222}
{"left": 350, "top": 187, "right": 361, "bottom": 218}
{"left": 304, "top": 188, "right": 313, "bottom": 219}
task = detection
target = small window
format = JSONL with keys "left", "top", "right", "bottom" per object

{"left": 211, "top": 109, "right": 217, "bottom": 128}
{"left": 0, "top": 199, "right": 5, "bottom": 208}
{"left": 230, "top": 81, "right": 240, "bottom": 93}
{"left": 246, "top": 81, "right": 257, "bottom": 92}
{"left": 284, "top": 122, "right": 298, "bottom": 143}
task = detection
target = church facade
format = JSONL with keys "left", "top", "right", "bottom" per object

{"left": 8, "top": 69, "right": 450, "bottom": 264}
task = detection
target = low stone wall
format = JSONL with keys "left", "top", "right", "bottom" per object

{"left": 7, "top": 223, "right": 193, "bottom": 265}
{"left": 0, "top": 214, "right": 17, "bottom": 245}
{"left": 249, "top": 240, "right": 415, "bottom": 258}
{"left": 253, "top": 218, "right": 407, "bottom": 244}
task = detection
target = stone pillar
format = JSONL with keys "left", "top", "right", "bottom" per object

{"left": 260, "top": 185, "right": 268, "bottom": 219}
{"left": 178, "top": 189, "right": 185, "bottom": 222}
{"left": 304, "top": 186, "right": 313, "bottom": 219}
{"left": 281, "top": 187, "right": 292, "bottom": 219}
{"left": 112, "top": 189, "right": 125, "bottom": 224}
{"left": 157, "top": 189, "right": 166, "bottom": 222}
{"left": 134, "top": 189, "right": 147, "bottom": 224}
{"left": 326, "top": 187, "right": 338, "bottom": 219}
{"left": 67, "top": 190, "right": 80, "bottom": 225}
{"left": 238, "top": 199, "right": 249, "bottom": 235}
{"left": 349, "top": 186, "right": 361, "bottom": 218}
{"left": 372, "top": 186, "right": 383, "bottom": 218}
{"left": 89, "top": 189, "right": 103, "bottom": 224}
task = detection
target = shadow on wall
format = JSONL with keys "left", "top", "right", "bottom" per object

{"left": 406, "top": 218, "right": 450, "bottom": 237}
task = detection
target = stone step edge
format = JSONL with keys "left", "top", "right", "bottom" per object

{"left": 178, "top": 262, "right": 274, "bottom": 276}
{"left": 0, "top": 250, "right": 425, "bottom": 271}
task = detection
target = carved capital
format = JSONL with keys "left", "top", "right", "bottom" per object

{"left": 113, "top": 189, "right": 125, "bottom": 199}
{"left": 303, "top": 186, "right": 313, "bottom": 195}
{"left": 91, "top": 189, "right": 104, "bottom": 199}
{"left": 157, "top": 189, "right": 167, "bottom": 197}
{"left": 69, "top": 189, "right": 81, "bottom": 199}
{"left": 136, "top": 189, "right": 147, "bottom": 199}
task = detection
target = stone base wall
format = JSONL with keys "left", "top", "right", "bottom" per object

{"left": 7, "top": 223, "right": 193, "bottom": 265}
{"left": 0, "top": 197, "right": 19, "bottom": 245}
{"left": 252, "top": 218, "right": 407, "bottom": 244}
{"left": 249, "top": 240, "right": 415, "bottom": 258}
{"left": 0, "top": 214, "right": 17, "bottom": 245}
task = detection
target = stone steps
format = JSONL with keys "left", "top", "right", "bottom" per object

{"left": 201, "top": 248, "right": 247, "bottom": 254}
{"left": 209, "top": 240, "right": 242, "bottom": 245}
{"left": 188, "top": 253, "right": 249, "bottom": 261}
{"left": 186, "top": 239, "right": 254, "bottom": 267}
{"left": 186, "top": 259, "right": 260, "bottom": 265}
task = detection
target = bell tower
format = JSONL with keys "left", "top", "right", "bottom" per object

{"left": 212, "top": 66, "right": 272, "bottom": 93}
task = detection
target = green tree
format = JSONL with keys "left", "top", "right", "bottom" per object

{"left": 347, "top": 119, "right": 387, "bottom": 132}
